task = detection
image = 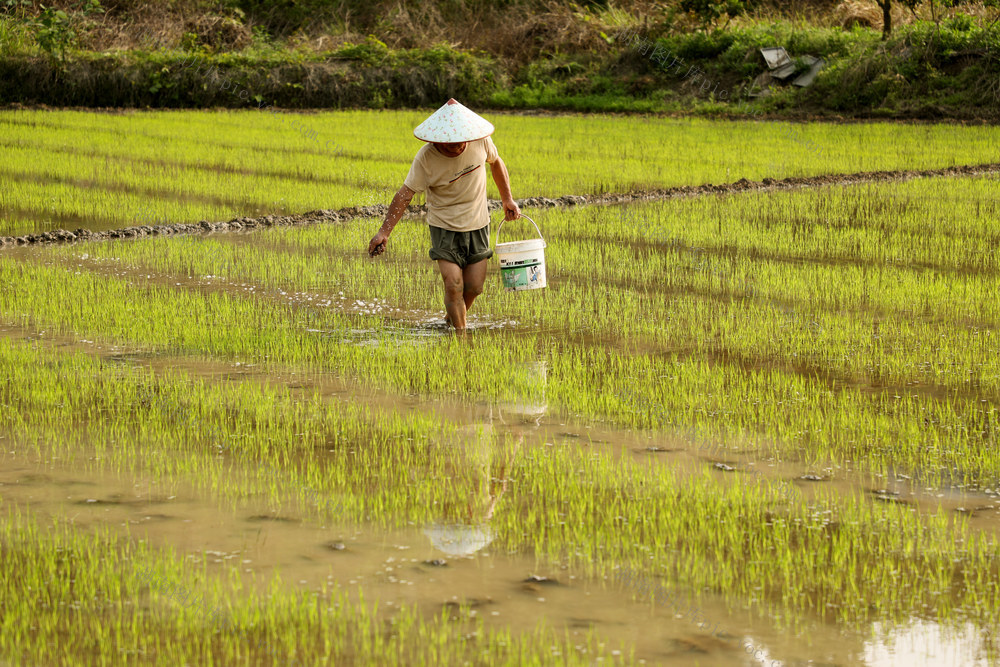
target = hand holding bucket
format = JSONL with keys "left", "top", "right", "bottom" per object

{"left": 495, "top": 214, "right": 547, "bottom": 291}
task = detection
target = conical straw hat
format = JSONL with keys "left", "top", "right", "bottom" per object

{"left": 413, "top": 98, "right": 495, "bottom": 143}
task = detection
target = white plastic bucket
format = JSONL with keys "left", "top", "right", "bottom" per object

{"left": 495, "top": 214, "right": 547, "bottom": 291}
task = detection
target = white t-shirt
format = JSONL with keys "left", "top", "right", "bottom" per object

{"left": 403, "top": 137, "right": 499, "bottom": 232}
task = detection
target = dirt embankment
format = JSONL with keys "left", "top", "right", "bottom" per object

{"left": 2, "top": 162, "right": 997, "bottom": 250}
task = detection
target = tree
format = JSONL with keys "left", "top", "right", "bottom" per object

{"left": 875, "top": 0, "right": 1000, "bottom": 39}
{"left": 27, "top": 0, "right": 103, "bottom": 64}
{"left": 874, "top": 0, "right": 920, "bottom": 40}
{"left": 678, "top": 0, "right": 754, "bottom": 30}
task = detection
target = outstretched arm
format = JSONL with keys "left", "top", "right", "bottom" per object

{"left": 368, "top": 184, "right": 415, "bottom": 256}
{"left": 489, "top": 158, "right": 520, "bottom": 221}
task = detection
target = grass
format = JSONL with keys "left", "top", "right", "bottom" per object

{"left": 4, "top": 6, "right": 1000, "bottom": 120}
{"left": 2, "top": 336, "right": 1000, "bottom": 649}
{"left": 3, "top": 113, "right": 1000, "bottom": 664}
{"left": 4, "top": 109, "right": 1000, "bottom": 236}
{"left": 0, "top": 506, "right": 613, "bottom": 665}
{"left": 14, "top": 173, "right": 1000, "bottom": 485}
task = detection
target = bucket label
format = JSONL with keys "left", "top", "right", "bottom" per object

{"left": 501, "top": 263, "right": 544, "bottom": 290}
{"left": 502, "top": 259, "right": 541, "bottom": 268}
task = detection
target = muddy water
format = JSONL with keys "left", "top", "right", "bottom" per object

{"left": 0, "top": 360, "right": 996, "bottom": 663}
{"left": 2, "top": 253, "right": 999, "bottom": 664}
{"left": 91, "top": 341, "right": 1000, "bottom": 542}
{"left": 3, "top": 310, "right": 999, "bottom": 542}
{"left": 2, "top": 445, "right": 994, "bottom": 667}
{"left": 33, "top": 243, "right": 997, "bottom": 413}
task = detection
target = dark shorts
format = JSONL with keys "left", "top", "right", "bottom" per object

{"left": 428, "top": 224, "right": 494, "bottom": 269}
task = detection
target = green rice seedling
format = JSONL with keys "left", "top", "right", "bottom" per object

{"left": 3, "top": 118, "right": 1000, "bottom": 661}
{"left": 0, "top": 253, "right": 549, "bottom": 405}
{"left": 20, "top": 173, "right": 1000, "bottom": 486}
{"left": 2, "top": 337, "right": 999, "bottom": 639}
{"left": 0, "top": 506, "right": 613, "bottom": 665}
{"left": 5, "top": 108, "right": 1000, "bottom": 235}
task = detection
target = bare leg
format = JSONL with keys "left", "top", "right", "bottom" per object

{"left": 462, "top": 259, "right": 488, "bottom": 312}
{"left": 437, "top": 260, "right": 466, "bottom": 330}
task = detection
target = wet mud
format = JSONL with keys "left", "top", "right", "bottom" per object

{"left": 2, "top": 443, "right": 994, "bottom": 667}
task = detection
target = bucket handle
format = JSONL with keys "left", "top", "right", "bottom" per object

{"left": 495, "top": 213, "right": 545, "bottom": 249}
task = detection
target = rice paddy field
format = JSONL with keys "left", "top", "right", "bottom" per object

{"left": 1, "top": 108, "right": 1000, "bottom": 666}
{"left": 4, "top": 109, "right": 1000, "bottom": 236}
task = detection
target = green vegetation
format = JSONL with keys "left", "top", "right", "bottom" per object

{"left": 2, "top": 328, "right": 1000, "bottom": 651}
{"left": 3, "top": 111, "right": 1000, "bottom": 663}
{"left": 5, "top": 108, "right": 1000, "bottom": 236}
{"left": 1, "top": 225, "right": 999, "bottom": 661}
{"left": 1, "top": 1, "right": 999, "bottom": 117}
{"left": 1, "top": 506, "right": 610, "bottom": 664}
{"left": 9, "top": 171, "right": 998, "bottom": 485}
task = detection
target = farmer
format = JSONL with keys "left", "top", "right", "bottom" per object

{"left": 367, "top": 98, "right": 520, "bottom": 331}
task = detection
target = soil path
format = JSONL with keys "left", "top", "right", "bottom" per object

{"left": 2, "top": 161, "right": 998, "bottom": 248}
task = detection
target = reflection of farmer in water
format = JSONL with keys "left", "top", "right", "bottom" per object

{"left": 423, "top": 424, "right": 522, "bottom": 557}
{"left": 367, "top": 99, "right": 521, "bottom": 332}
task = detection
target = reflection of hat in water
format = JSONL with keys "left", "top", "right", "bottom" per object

{"left": 413, "top": 99, "right": 495, "bottom": 143}
{"left": 423, "top": 523, "right": 494, "bottom": 557}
